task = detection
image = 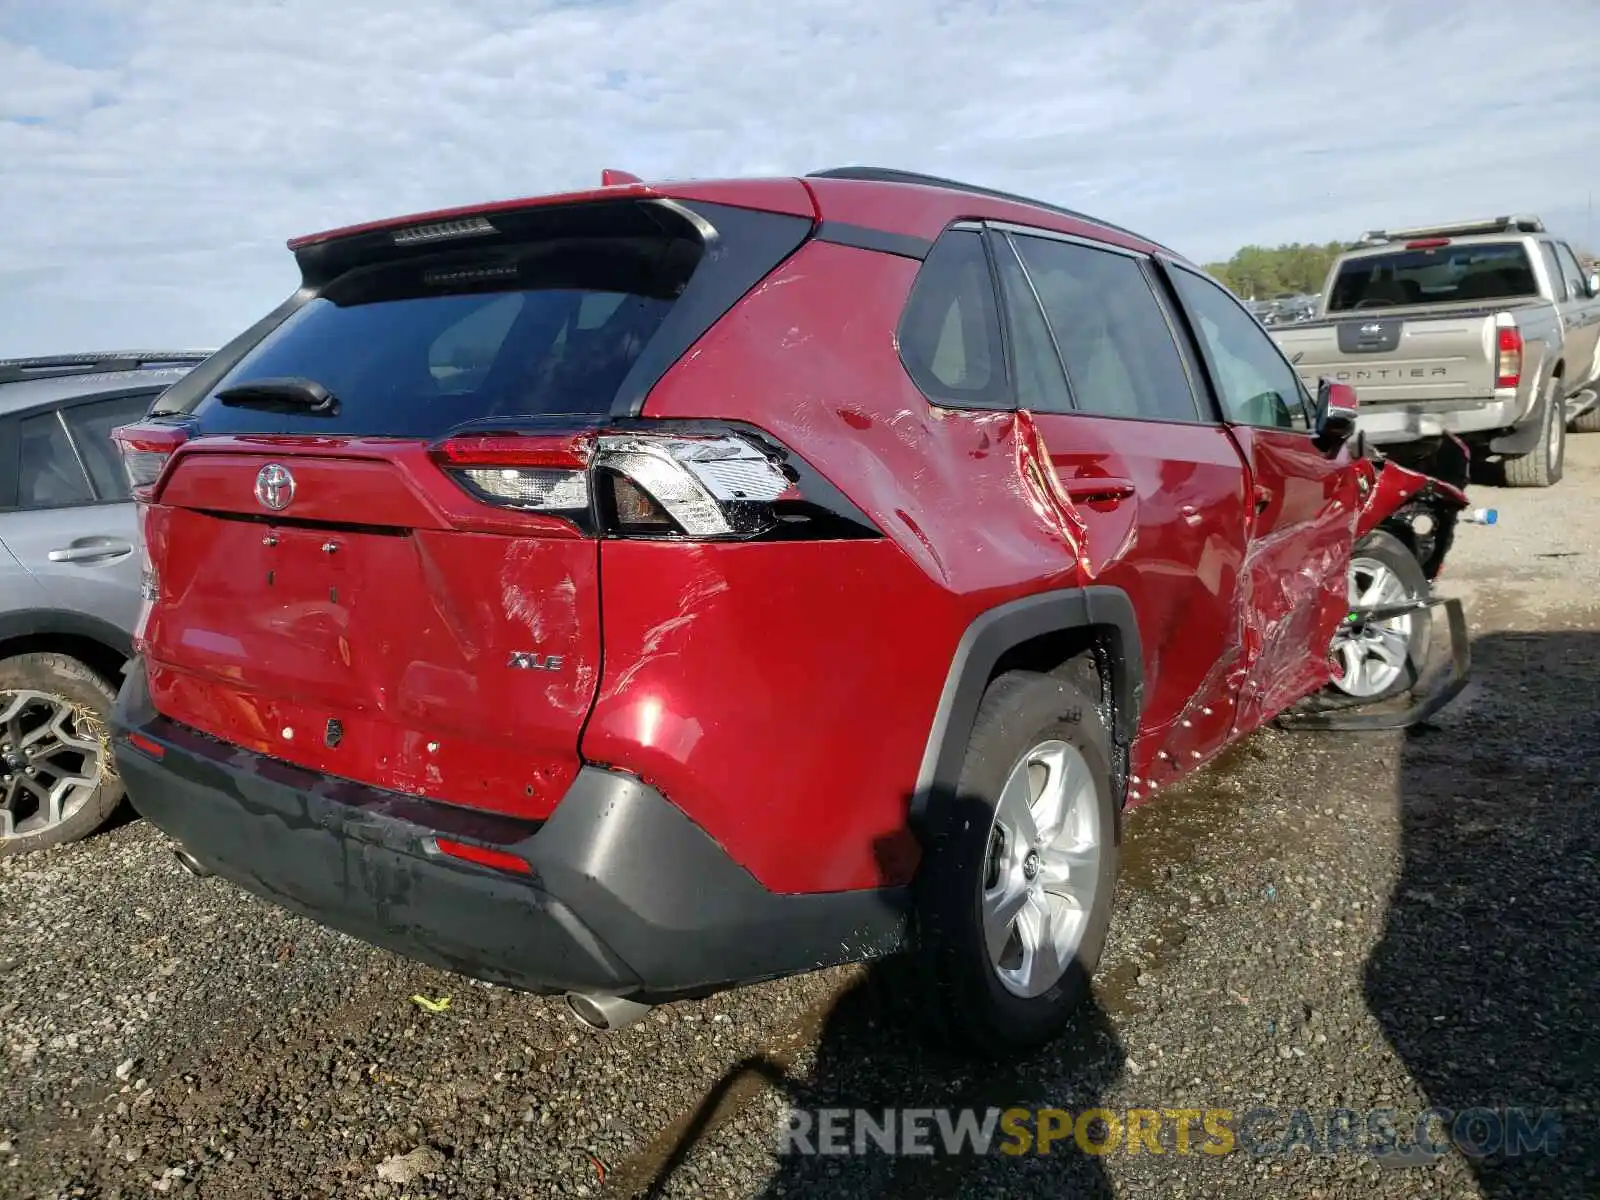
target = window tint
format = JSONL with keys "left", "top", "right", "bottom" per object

{"left": 1171, "top": 267, "right": 1309, "bottom": 430}
{"left": 1555, "top": 243, "right": 1587, "bottom": 300}
{"left": 992, "top": 237, "right": 1072, "bottom": 413}
{"left": 1327, "top": 242, "right": 1537, "bottom": 311}
{"left": 899, "top": 230, "right": 1008, "bottom": 406}
{"left": 193, "top": 230, "right": 703, "bottom": 438}
{"left": 62, "top": 394, "right": 154, "bottom": 501}
{"left": 18, "top": 413, "right": 93, "bottom": 509}
{"left": 1009, "top": 234, "right": 1198, "bottom": 422}
{"left": 1539, "top": 243, "right": 1567, "bottom": 299}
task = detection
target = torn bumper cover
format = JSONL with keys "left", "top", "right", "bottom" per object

{"left": 1278, "top": 596, "right": 1470, "bottom": 731}
{"left": 111, "top": 660, "right": 908, "bottom": 1002}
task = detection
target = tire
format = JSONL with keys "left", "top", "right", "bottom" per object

{"left": 1502, "top": 377, "right": 1565, "bottom": 487}
{"left": 1325, "top": 529, "right": 1432, "bottom": 705}
{"left": 898, "top": 666, "right": 1118, "bottom": 1058}
{"left": 0, "top": 652, "right": 125, "bottom": 856}
{"left": 1570, "top": 404, "right": 1600, "bottom": 434}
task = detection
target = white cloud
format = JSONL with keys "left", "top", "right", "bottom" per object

{"left": 0, "top": 0, "right": 1596, "bottom": 354}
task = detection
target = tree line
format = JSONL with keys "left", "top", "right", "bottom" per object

{"left": 1205, "top": 239, "right": 1599, "bottom": 301}
{"left": 1202, "top": 242, "right": 1352, "bottom": 300}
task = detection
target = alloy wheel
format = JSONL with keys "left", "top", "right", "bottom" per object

{"left": 1329, "top": 557, "right": 1415, "bottom": 698}
{"left": 982, "top": 739, "right": 1103, "bottom": 999}
{"left": 0, "top": 690, "right": 104, "bottom": 840}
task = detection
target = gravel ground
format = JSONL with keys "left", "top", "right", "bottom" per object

{"left": 4, "top": 436, "right": 1598, "bottom": 1200}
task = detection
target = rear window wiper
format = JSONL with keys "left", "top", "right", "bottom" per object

{"left": 215, "top": 376, "right": 340, "bottom": 416}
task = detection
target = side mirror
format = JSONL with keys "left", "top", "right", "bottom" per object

{"left": 1587, "top": 272, "right": 1599, "bottom": 299}
{"left": 1314, "top": 379, "right": 1358, "bottom": 454}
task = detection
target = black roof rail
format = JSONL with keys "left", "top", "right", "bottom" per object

{"left": 0, "top": 350, "right": 214, "bottom": 387}
{"left": 805, "top": 166, "right": 1175, "bottom": 254}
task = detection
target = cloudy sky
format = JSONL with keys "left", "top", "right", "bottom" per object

{"left": 1, "top": 0, "right": 1596, "bottom": 356}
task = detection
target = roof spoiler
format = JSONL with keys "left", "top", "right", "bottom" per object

{"left": 1357, "top": 215, "right": 1545, "bottom": 244}
{"left": 0, "top": 350, "right": 214, "bottom": 386}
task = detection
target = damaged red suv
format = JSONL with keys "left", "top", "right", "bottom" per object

{"left": 111, "top": 167, "right": 1465, "bottom": 1054}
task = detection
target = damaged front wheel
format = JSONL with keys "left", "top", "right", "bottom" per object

{"left": 1326, "top": 530, "right": 1432, "bottom": 704}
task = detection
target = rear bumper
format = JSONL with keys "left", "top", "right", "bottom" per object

{"left": 111, "top": 661, "right": 908, "bottom": 1001}
{"left": 1356, "top": 396, "right": 1519, "bottom": 444}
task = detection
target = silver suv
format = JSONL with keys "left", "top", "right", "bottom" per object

{"left": 0, "top": 351, "right": 209, "bottom": 854}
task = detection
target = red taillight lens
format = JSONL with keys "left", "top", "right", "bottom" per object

{"left": 112, "top": 423, "right": 189, "bottom": 501}
{"left": 429, "top": 837, "right": 534, "bottom": 876}
{"left": 1496, "top": 326, "right": 1523, "bottom": 390}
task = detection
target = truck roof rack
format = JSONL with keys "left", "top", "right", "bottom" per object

{"left": 0, "top": 350, "right": 213, "bottom": 386}
{"left": 1357, "top": 215, "right": 1545, "bottom": 244}
{"left": 805, "top": 166, "right": 1175, "bottom": 254}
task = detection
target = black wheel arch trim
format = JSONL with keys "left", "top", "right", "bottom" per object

{"left": 911, "top": 586, "right": 1143, "bottom": 832}
{"left": 1489, "top": 368, "right": 1558, "bottom": 456}
{"left": 0, "top": 609, "right": 132, "bottom": 660}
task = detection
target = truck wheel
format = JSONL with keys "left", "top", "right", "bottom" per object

{"left": 1327, "top": 529, "right": 1432, "bottom": 704}
{"left": 1502, "top": 378, "right": 1565, "bottom": 487}
{"left": 0, "top": 653, "right": 125, "bottom": 856}
{"left": 1570, "top": 405, "right": 1600, "bottom": 434}
{"left": 903, "top": 667, "right": 1118, "bottom": 1057}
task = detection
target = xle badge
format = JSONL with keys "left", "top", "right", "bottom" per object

{"left": 509, "top": 652, "right": 564, "bottom": 672}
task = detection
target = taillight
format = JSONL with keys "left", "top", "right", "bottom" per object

{"left": 430, "top": 423, "right": 879, "bottom": 542}
{"left": 1405, "top": 237, "right": 1451, "bottom": 249}
{"left": 1495, "top": 323, "right": 1523, "bottom": 390}
{"left": 111, "top": 423, "right": 190, "bottom": 501}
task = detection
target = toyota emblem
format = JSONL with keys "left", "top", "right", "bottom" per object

{"left": 255, "top": 463, "right": 295, "bottom": 511}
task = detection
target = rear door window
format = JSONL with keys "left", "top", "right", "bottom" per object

{"left": 62, "top": 393, "right": 155, "bottom": 501}
{"left": 17, "top": 413, "right": 93, "bottom": 509}
{"left": 1007, "top": 233, "right": 1200, "bottom": 423}
{"left": 1328, "top": 242, "right": 1538, "bottom": 311}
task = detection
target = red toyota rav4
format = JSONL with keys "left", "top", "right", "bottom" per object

{"left": 110, "top": 168, "right": 1464, "bottom": 1054}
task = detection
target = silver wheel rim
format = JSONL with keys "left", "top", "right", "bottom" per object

{"left": 1329, "top": 556, "right": 1413, "bottom": 698}
{"left": 0, "top": 690, "right": 104, "bottom": 840}
{"left": 982, "top": 740, "right": 1102, "bottom": 999}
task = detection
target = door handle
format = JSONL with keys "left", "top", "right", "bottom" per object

{"left": 47, "top": 539, "right": 134, "bottom": 564}
{"left": 1064, "top": 476, "right": 1136, "bottom": 503}
{"left": 1253, "top": 485, "right": 1274, "bottom": 515}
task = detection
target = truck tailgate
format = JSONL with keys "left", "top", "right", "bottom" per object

{"left": 1271, "top": 311, "right": 1498, "bottom": 406}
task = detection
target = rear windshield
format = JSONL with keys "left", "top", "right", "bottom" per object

{"left": 192, "top": 233, "right": 701, "bottom": 437}
{"left": 1327, "top": 242, "right": 1537, "bottom": 312}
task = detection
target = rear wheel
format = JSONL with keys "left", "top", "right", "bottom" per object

{"left": 1502, "top": 377, "right": 1565, "bottom": 487}
{"left": 0, "top": 653, "right": 124, "bottom": 856}
{"left": 903, "top": 668, "right": 1118, "bottom": 1057}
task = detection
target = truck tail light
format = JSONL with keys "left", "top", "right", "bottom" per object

{"left": 1495, "top": 326, "right": 1523, "bottom": 390}
{"left": 111, "top": 423, "right": 191, "bottom": 501}
{"left": 429, "top": 423, "right": 880, "bottom": 542}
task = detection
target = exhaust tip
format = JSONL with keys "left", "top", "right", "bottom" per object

{"left": 172, "top": 846, "right": 213, "bottom": 878}
{"left": 564, "top": 991, "right": 652, "bottom": 1032}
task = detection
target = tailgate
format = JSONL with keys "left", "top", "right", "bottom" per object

{"left": 1272, "top": 314, "right": 1495, "bottom": 405}
{"left": 141, "top": 449, "right": 599, "bottom": 819}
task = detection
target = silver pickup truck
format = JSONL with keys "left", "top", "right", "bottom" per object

{"left": 1270, "top": 216, "right": 1600, "bottom": 487}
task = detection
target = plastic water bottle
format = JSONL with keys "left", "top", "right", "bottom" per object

{"left": 1461, "top": 507, "right": 1497, "bottom": 525}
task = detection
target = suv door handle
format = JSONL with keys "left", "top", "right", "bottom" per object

{"left": 47, "top": 539, "right": 134, "bottom": 564}
{"left": 1253, "top": 485, "right": 1274, "bottom": 514}
{"left": 1064, "top": 477, "right": 1136, "bottom": 502}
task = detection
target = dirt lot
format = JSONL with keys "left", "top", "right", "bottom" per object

{"left": 3, "top": 436, "right": 1597, "bottom": 1200}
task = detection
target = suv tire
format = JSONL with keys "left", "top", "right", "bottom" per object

{"left": 1502, "top": 376, "right": 1565, "bottom": 487}
{"left": 0, "top": 653, "right": 125, "bottom": 856}
{"left": 902, "top": 667, "right": 1118, "bottom": 1057}
{"left": 1324, "top": 529, "right": 1433, "bottom": 705}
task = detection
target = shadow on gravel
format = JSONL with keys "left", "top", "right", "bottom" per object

{"left": 624, "top": 794, "right": 1125, "bottom": 1199}
{"left": 1367, "top": 629, "right": 1600, "bottom": 1199}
